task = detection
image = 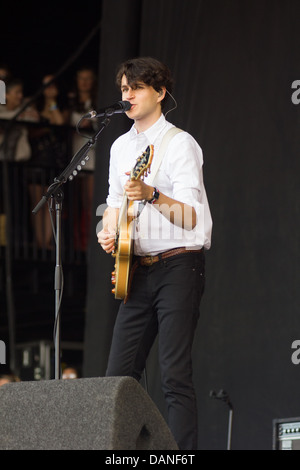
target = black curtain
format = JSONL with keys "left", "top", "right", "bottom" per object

{"left": 83, "top": 0, "right": 300, "bottom": 450}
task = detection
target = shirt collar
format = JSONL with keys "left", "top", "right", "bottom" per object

{"left": 129, "top": 114, "right": 167, "bottom": 143}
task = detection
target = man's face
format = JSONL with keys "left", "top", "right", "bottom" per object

{"left": 120, "top": 74, "right": 163, "bottom": 124}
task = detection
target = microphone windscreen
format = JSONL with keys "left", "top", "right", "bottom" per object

{"left": 120, "top": 101, "right": 132, "bottom": 111}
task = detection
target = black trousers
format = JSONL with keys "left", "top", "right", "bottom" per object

{"left": 106, "top": 250, "right": 205, "bottom": 450}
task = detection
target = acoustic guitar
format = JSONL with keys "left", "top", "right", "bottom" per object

{"left": 111, "top": 145, "right": 154, "bottom": 299}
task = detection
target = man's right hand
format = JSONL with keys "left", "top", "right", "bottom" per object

{"left": 97, "top": 229, "right": 116, "bottom": 254}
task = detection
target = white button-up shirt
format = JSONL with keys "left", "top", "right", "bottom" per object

{"left": 107, "top": 114, "right": 212, "bottom": 256}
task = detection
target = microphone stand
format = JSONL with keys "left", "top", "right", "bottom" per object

{"left": 32, "top": 116, "right": 111, "bottom": 380}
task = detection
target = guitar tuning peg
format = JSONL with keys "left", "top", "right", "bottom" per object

{"left": 111, "top": 288, "right": 116, "bottom": 294}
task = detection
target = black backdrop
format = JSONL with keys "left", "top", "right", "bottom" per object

{"left": 83, "top": 0, "right": 300, "bottom": 450}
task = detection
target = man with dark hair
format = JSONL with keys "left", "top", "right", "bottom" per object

{"left": 115, "top": 56, "right": 174, "bottom": 111}
{"left": 97, "top": 56, "right": 212, "bottom": 450}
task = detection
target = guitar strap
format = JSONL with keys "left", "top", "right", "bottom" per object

{"left": 137, "top": 126, "right": 183, "bottom": 217}
{"left": 147, "top": 126, "right": 183, "bottom": 186}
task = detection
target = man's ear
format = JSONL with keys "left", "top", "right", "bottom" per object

{"left": 157, "top": 87, "right": 166, "bottom": 102}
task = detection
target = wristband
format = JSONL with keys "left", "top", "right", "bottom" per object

{"left": 148, "top": 187, "right": 160, "bottom": 204}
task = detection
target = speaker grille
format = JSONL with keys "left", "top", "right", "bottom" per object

{"left": 0, "top": 376, "right": 178, "bottom": 450}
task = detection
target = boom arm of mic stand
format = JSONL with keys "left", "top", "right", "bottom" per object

{"left": 32, "top": 116, "right": 111, "bottom": 215}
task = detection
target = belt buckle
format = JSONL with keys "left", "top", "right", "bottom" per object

{"left": 143, "top": 255, "right": 154, "bottom": 266}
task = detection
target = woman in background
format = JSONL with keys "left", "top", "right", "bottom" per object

{"left": 28, "top": 74, "right": 67, "bottom": 250}
{"left": 67, "top": 66, "right": 98, "bottom": 251}
{"left": 0, "top": 78, "right": 39, "bottom": 162}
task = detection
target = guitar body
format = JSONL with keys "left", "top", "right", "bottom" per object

{"left": 112, "top": 205, "right": 135, "bottom": 299}
{"left": 111, "top": 145, "right": 154, "bottom": 300}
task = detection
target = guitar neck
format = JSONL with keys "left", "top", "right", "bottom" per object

{"left": 117, "top": 144, "right": 154, "bottom": 229}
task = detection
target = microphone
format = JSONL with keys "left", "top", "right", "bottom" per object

{"left": 84, "top": 101, "right": 131, "bottom": 118}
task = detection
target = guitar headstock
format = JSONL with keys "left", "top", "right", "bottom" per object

{"left": 130, "top": 145, "right": 154, "bottom": 181}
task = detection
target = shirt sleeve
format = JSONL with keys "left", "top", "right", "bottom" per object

{"left": 165, "top": 131, "right": 204, "bottom": 206}
{"left": 165, "top": 131, "right": 212, "bottom": 248}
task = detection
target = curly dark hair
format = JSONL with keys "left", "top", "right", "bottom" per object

{"left": 115, "top": 57, "right": 174, "bottom": 110}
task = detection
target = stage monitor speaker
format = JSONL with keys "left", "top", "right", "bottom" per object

{"left": 0, "top": 376, "right": 178, "bottom": 450}
{"left": 273, "top": 417, "right": 300, "bottom": 450}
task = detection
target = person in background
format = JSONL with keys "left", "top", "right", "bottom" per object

{"left": 62, "top": 366, "right": 80, "bottom": 379}
{"left": 0, "top": 78, "right": 39, "bottom": 162}
{"left": 67, "top": 66, "right": 98, "bottom": 251}
{"left": 28, "top": 74, "right": 67, "bottom": 250}
{"left": 0, "top": 78, "right": 39, "bottom": 261}
{"left": 0, "top": 63, "right": 12, "bottom": 82}
{"left": 0, "top": 373, "right": 20, "bottom": 387}
{"left": 37, "top": 74, "right": 67, "bottom": 125}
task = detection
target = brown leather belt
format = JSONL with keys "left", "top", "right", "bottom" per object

{"left": 137, "top": 247, "right": 203, "bottom": 266}
{"left": 124, "top": 247, "right": 203, "bottom": 303}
